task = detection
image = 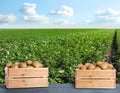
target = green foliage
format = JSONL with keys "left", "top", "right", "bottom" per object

{"left": 0, "top": 29, "right": 115, "bottom": 84}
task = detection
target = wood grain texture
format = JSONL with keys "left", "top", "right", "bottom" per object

{"left": 76, "top": 69, "right": 116, "bottom": 78}
{"left": 6, "top": 78, "right": 48, "bottom": 88}
{"left": 75, "top": 79, "right": 116, "bottom": 88}
{"left": 5, "top": 67, "right": 49, "bottom": 88}
{"left": 75, "top": 69, "right": 116, "bottom": 88}
{"left": 7, "top": 68, "right": 48, "bottom": 78}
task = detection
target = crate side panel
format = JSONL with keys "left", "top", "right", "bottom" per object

{"left": 8, "top": 68, "right": 48, "bottom": 78}
{"left": 76, "top": 69, "right": 116, "bottom": 78}
{"left": 75, "top": 79, "right": 116, "bottom": 88}
{"left": 6, "top": 78, "right": 48, "bottom": 88}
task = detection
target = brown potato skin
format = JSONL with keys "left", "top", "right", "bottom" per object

{"left": 32, "top": 61, "right": 43, "bottom": 68}
{"left": 107, "top": 64, "right": 113, "bottom": 69}
{"left": 77, "top": 62, "right": 114, "bottom": 70}
{"left": 96, "top": 62, "right": 102, "bottom": 66}
{"left": 19, "top": 63, "right": 27, "bottom": 68}
{"left": 99, "top": 62, "right": 108, "bottom": 70}
{"left": 85, "top": 63, "right": 91, "bottom": 68}
{"left": 14, "top": 62, "right": 19, "bottom": 65}
{"left": 87, "top": 64, "right": 95, "bottom": 70}
{"left": 6, "top": 61, "right": 43, "bottom": 68}
{"left": 81, "top": 65, "right": 86, "bottom": 70}
{"left": 77, "top": 64, "right": 83, "bottom": 69}
{"left": 6, "top": 62, "right": 12, "bottom": 68}
{"left": 26, "top": 60, "right": 33, "bottom": 65}
{"left": 11, "top": 64, "right": 19, "bottom": 68}
{"left": 94, "top": 67, "right": 101, "bottom": 70}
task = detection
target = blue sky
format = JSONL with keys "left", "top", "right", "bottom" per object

{"left": 0, "top": 0, "right": 120, "bottom": 28}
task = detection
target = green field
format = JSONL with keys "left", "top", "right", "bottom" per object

{"left": 0, "top": 29, "right": 118, "bottom": 84}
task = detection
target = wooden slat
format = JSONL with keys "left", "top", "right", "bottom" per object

{"left": 6, "top": 78, "right": 48, "bottom": 88}
{"left": 7, "top": 68, "right": 48, "bottom": 78}
{"left": 76, "top": 69, "right": 116, "bottom": 78}
{"left": 75, "top": 79, "right": 116, "bottom": 88}
{"left": 76, "top": 77, "right": 115, "bottom": 80}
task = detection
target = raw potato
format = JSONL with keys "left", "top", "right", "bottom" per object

{"left": 19, "top": 63, "right": 27, "bottom": 68}
{"left": 11, "top": 64, "right": 19, "bottom": 68}
{"left": 107, "top": 64, "right": 113, "bottom": 69}
{"left": 14, "top": 62, "right": 19, "bottom": 65}
{"left": 87, "top": 64, "right": 95, "bottom": 70}
{"left": 94, "top": 67, "right": 101, "bottom": 70}
{"left": 81, "top": 65, "right": 86, "bottom": 70}
{"left": 6, "top": 60, "right": 43, "bottom": 68}
{"left": 32, "top": 61, "right": 42, "bottom": 68}
{"left": 26, "top": 60, "right": 33, "bottom": 65}
{"left": 77, "top": 64, "right": 83, "bottom": 69}
{"left": 96, "top": 62, "right": 102, "bottom": 66}
{"left": 77, "top": 62, "right": 114, "bottom": 70}
{"left": 85, "top": 63, "right": 91, "bottom": 68}
{"left": 100, "top": 62, "right": 108, "bottom": 70}
{"left": 6, "top": 62, "right": 12, "bottom": 68}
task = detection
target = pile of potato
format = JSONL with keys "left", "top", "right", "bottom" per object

{"left": 6, "top": 60, "right": 43, "bottom": 68}
{"left": 77, "top": 62, "right": 114, "bottom": 70}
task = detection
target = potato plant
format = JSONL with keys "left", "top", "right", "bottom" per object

{"left": 0, "top": 29, "right": 115, "bottom": 83}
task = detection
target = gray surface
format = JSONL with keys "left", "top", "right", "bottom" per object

{"left": 0, "top": 84, "right": 120, "bottom": 93}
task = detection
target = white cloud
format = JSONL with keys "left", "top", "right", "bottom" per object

{"left": 85, "top": 8, "right": 120, "bottom": 24}
{"left": 95, "top": 8, "right": 120, "bottom": 16}
{"left": 50, "top": 5, "right": 74, "bottom": 16}
{"left": 20, "top": 3, "right": 37, "bottom": 15}
{"left": 20, "top": 3, "right": 49, "bottom": 24}
{"left": 54, "top": 19, "right": 73, "bottom": 25}
{"left": 23, "top": 14, "right": 49, "bottom": 24}
{"left": 0, "top": 14, "right": 16, "bottom": 23}
{"left": 96, "top": 8, "right": 120, "bottom": 23}
{"left": 94, "top": 8, "right": 120, "bottom": 23}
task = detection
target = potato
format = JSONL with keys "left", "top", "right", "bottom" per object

{"left": 6, "top": 62, "right": 12, "bottom": 68}
{"left": 94, "top": 67, "right": 101, "bottom": 70}
{"left": 11, "top": 64, "right": 19, "bottom": 68}
{"left": 100, "top": 62, "right": 108, "bottom": 70}
{"left": 77, "top": 64, "right": 83, "bottom": 69}
{"left": 26, "top": 60, "right": 33, "bottom": 65}
{"left": 96, "top": 62, "right": 103, "bottom": 66}
{"left": 14, "top": 62, "right": 19, "bottom": 65}
{"left": 32, "top": 61, "right": 42, "bottom": 68}
{"left": 81, "top": 65, "right": 86, "bottom": 70}
{"left": 77, "top": 62, "right": 114, "bottom": 70}
{"left": 87, "top": 64, "right": 95, "bottom": 70}
{"left": 39, "top": 63, "right": 42, "bottom": 68}
{"left": 107, "top": 64, "right": 113, "bottom": 69}
{"left": 85, "top": 63, "right": 91, "bottom": 68}
{"left": 6, "top": 60, "right": 44, "bottom": 68}
{"left": 19, "top": 63, "right": 27, "bottom": 68}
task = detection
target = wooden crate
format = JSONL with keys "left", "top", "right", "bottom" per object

{"left": 75, "top": 69, "right": 116, "bottom": 88}
{"left": 5, "top": 67, "right": 48, "bottom": 88}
